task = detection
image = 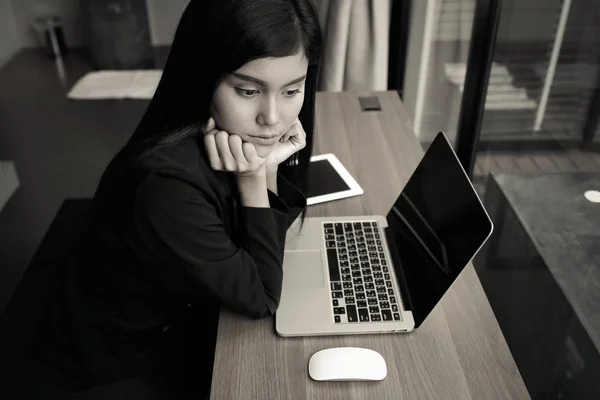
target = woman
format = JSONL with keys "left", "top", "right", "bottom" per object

{"left": 24, "top": 0, "right": 322, "bottom": 398}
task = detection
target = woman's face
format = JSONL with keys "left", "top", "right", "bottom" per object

{"left": 210, "top": 51, "right": 309, "bottom": 158}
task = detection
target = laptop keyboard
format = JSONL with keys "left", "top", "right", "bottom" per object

{"left": 324, "top": 221, "right": 402, "bottom": 324}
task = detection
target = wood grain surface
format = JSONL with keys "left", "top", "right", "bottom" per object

{"left": 210, "top": 91, "right": 529, "bottom": 400}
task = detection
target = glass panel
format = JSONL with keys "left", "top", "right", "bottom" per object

{"left": 403, "top": 0, "right": 476, "bottom": 148}
{"left": 471, "top": 1, "right": 600, "bottom": 399}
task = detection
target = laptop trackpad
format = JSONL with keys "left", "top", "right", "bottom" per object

{"left": 284, "top": 250, "right": 325, "bottom": 288}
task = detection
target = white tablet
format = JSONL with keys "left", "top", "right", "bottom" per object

{"left": 306, "top": 154, "right": 364, "bottom": 206}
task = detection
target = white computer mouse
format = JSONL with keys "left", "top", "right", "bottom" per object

{"left": 308, "top": 347, "right": 387, "bottom": 381}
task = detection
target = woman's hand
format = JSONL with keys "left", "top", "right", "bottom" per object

{"left": 265, "top": 118, "right": 307, "bottom": 169}
{"left": 203, "top": 117, "right": 267, "bottom": 178}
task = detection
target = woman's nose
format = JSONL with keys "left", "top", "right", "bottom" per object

{"left": 257, "top": 97, "right": 279, "bottom": 126}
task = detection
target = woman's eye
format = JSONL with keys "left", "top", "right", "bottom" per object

{"left": 284, "top": 89, "right": 301, "bottom": 97}
{"left": 236, "top": 88, "right": 259, "bottom": 97}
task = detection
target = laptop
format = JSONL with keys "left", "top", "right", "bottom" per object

{"left": 276, "top": 132, "right": 493, "bottom": 337}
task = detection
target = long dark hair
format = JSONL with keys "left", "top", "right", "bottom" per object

{"left": 126, "top": 0, "right": 322, "bottom": 194}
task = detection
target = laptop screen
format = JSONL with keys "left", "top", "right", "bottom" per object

{"left": 385, "top": 132, "right": 493, "bottom": 328}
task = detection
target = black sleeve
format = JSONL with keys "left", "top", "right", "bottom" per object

{"left": 267, "top": 171, "right": 307, "bottom": 228}
{"left": 133, "top": 171, "right": 305, "bottom": 318}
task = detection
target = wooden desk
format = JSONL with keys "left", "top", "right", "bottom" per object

{"left": 210, "top": 91, "right": 529, "bottom": 400}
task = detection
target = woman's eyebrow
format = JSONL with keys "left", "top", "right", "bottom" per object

{"left": 231, "top": 72, "right": 306, "bottom": 87}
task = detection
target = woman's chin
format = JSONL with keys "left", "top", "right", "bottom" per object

{"left": 254, "top": 144, "right": 275, "bottom": 158}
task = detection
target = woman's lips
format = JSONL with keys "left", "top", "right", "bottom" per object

{"left": 248, "top": 134, "right": 280, "bottom": 145}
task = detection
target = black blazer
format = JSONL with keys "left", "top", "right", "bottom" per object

{"left": 35, "top": 135, "right": 306, "bottom": 392}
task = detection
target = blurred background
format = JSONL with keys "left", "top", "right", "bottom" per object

{"left": 1, "top": 1, "right": 599, "bottom": 398}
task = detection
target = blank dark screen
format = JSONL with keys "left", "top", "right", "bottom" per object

{"left": 386, "top": 133, "right": 492, "bottom": 327}
{"left": 306, "top": 159, "right": 351, "bottom": 198}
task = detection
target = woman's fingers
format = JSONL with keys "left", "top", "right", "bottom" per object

{"left": 203, "top": 132, "right": 222, "bottom": 170}
{"left": 242, "top": 142, "right": 261, "bottom": 165}
{"left": 202, "top": 117, "right": 216, "bottom": 134}
{"left": 215, "top": 131, "right": 236, "bottom": 170}
{"left": 228, "top": 135, "right": 247, "bottom": 167}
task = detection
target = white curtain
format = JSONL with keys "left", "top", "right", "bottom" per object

{"left": 315, "top": 0, "right": 391, "bottom": 92}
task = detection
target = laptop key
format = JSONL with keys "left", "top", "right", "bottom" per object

{"left": 357, "top": 300, "right": 367, "bottom": 308}
{"left": 326, "top": 241, "right": 336, "bottom": 248}
{"left": 371, "top": 314, "right": 381, "bottom": 322}
{"left": 345, "top": 297, "right": 355, "bottom": 304}
{"left": 344, "top": 223, "right": 353, "bottom": 231}
{"left": 356, "top": 292, "right": 366, "bottom": 300}
{"left": 365, "top": 282, "right": 375, "bottom": 290}
{"left": 362, "top": 269, "right": 372, "bottom": 276}
{"left": 341, "top": 267, "right": 350, "bottom": 274}
{"left": 346, "top": 305, "right": 358, "bottom": 322}
{"left": 366, "top": 290, "right": 376, "bottom": 297}
{"left": 374, "top": 272, "right": 383, "bottom": 279}
{"left": 364, "top": 276, "right": 374, "bottom": 283}
{"left": 332, "top": 291, "right": 343, "bottom": 299}
{"left": 330, "top": 282, "right": 342, "bottom": 291}
{"left": 384, "top": 274, "right": 390, "bottom": 280}
{"left": 343, "top": 282, "right": 352, "bottom": 289}
{"left": 376, "top": 286, "right": 386, "bottom": 294}
{"left": 351, "top": 271, "right": 361, "bottom": 278}
{"left": 390, "top": 296, "right": 397, "bottom": 304}
{"left": 381, "top": 310, "right": 393, "bottom": 321}
{"left": 344, "top": 289, "right": 354, "bottom": 297}
{"left": 334, "top": 307, "right": 345, "bottom": 315}
{"left": 382, "top": 267, "right": 389, "bottom": 273}
{"left": 386, "top": 281, "right": 392, "bottom": 288}
{"left": 392, "top": 304, "right": 399, "bottom": 312}
{"left": 378, "top": 294, "right": 388, "bottom": 301}
{"left": 334, "top": 316, "right": 341, "bottom": 323}
{"left": 358, "top": 308, "right": 370, "bottom": 322}
{"left": 342, "top": 275, "right": 351, "bottom": 282}
{"left": 355, "top": 285, "right": 365, "bottom": 292}
{"left": 351, "top": 265, "right": 360, "bottom": 271}
{"left": 375, "top": 279, "right": 385, "bottom": 286}
{"left": 388, "top": 289, "right": 394, "bottom": 296}
{"left": 353, "top": 278, "right": 363, "bottom": 285}
{"left": 369, "top": 306, "right": 379, "bottom": 314}
{"left": 393, "top": 313, "right": 401, "bottom": 321}
{"left": 373, "top": 265, "right": 382, "bottom": 272}
{"left": 353, "top": 222, "right": 362, "bottom": 230}
{"left": 379, "top": 252, "right": 385, "bottom": 258}
{"left": 335, "top": 223, "right": 343, "bottom": 235}
{"left": 380, "top": 301, "right": 390, "bottom": 309}
{"left": 332, "top": 299, "right": 339, "bottom": 306}
{"left": 326, "top": 249, "right": 340, "bottom": 281}
{"left": 368, "top": 298, "right": 378, "bottom": 306}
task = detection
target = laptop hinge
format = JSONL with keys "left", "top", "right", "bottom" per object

{"left": 384, "top": 226, "right": 413, "bottom": 312}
